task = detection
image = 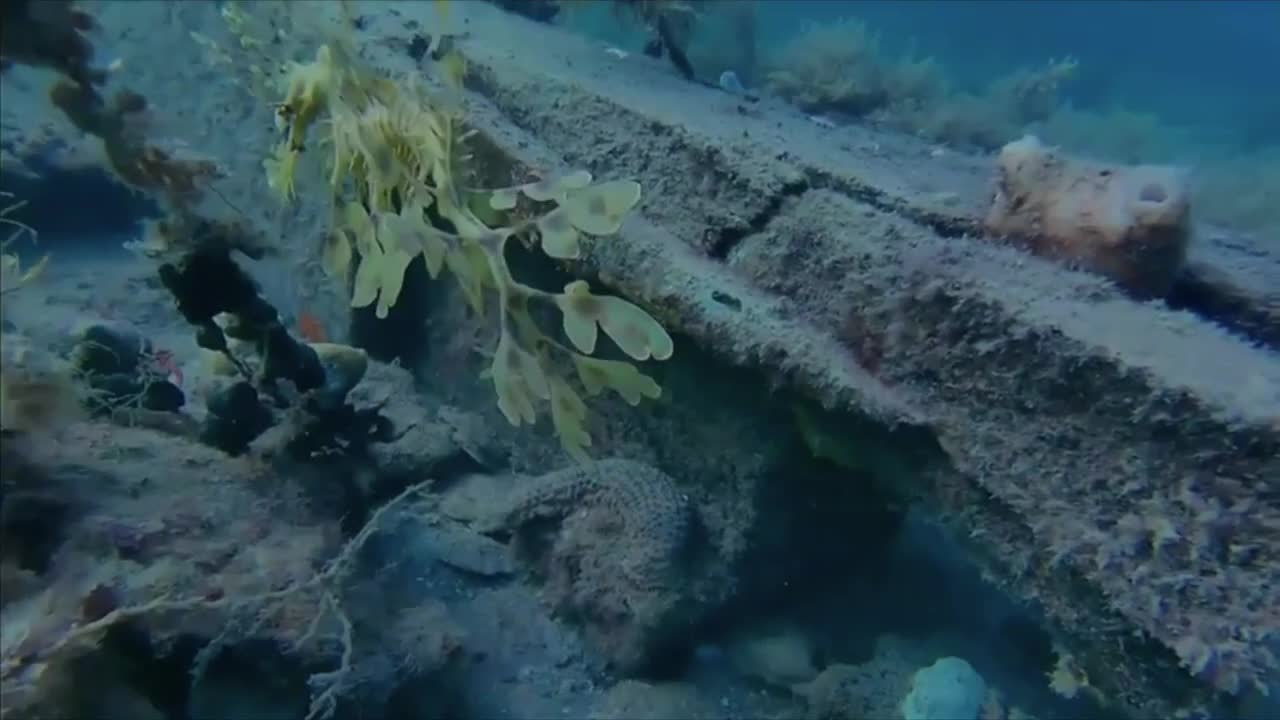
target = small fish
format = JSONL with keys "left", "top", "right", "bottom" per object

{"left": 297, "top": 311, "right": 327, "bottom": 343}
{"left": 806, "top": 115, "right": 837, "bottom": 130}
{"left": 605, "top": 47, "right": 629, "bottom": 60}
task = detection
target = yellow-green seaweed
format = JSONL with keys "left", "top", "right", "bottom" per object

{"left": 253, "top": 32, "right": 672, "bottom": 460}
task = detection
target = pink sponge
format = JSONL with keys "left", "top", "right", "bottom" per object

{"left": 984, "top": 135, "right": 1192, "bottom": 298}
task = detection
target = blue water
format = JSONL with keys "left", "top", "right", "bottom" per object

{"left": 778, "top": 0, "right": 1280, "bottom": 144}
{"left": 566, "top": 0, "right": 1280, "bottom": 240}
{"left": 584, "top": 0, "right": 1280, "bottom": 144}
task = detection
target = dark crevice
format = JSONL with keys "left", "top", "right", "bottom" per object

{"left": 1168, "top": 264, "right": 1280, "bottom": 351}
{"left": 706, "top": 175, "right": 809, "bottom": 260}
{"left": 185, "top": 638, "right": 311, "bottom": 719}
{"left": 0, "top": 492, "right": 72, "bottom": 573}
{"left": 708, "top": 167, "right": 976, "bottom": 262}
{"left": 802, "top": 167, "right": 981, "bottom": 240}
{"left": 0, "top": 441, "right": 86, "bottom": 575}
{"left": 0, "top": 160, "right": 160, "bottom": 241}
{"left": 349, "top": 258, "right": 432, "bottom": 367}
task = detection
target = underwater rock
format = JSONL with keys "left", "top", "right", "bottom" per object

{"left": 396, "top": 13, "right": 1280, "bottom": 711}
{"left": 258, "top": 325, "right": 324, "bottom": 396}
{"left": 793, "top": 649, "right": 917, "bottom": 720}
{"left": 725, "top": 622, "right": 820, "bottom": 687}
{"left": 0, "top": 0, "right": 102, "bottom": 88}
{"left": 70, "top": 324, "right": 149, "bottom": 376}
{"left": 69, "top": 324, "right": 185, "bottom": 415}
{"left": 345, "top": 362, "right": 491, "bottom": 486}
{"left": 412, "top": 514, "right": 514, "bottom": 577}
{"left": 590, "top": 680, "right": 718, "bottom": 720}
{"left": 309, "top": 342, "right": 368, "bottom": 411}
{"left": 159, "top": 247, "right": 398, "bottom": 460}
{"left": 201, "top": 381, "right": 272, "bottom": 455}
{"left": 985, "top": 135, "right": 1192, "bottom": 298}
{"left": 439, "top": 472, "right": 519, "bottom": 524}
{"left": 0, "top": 421, "right": 342, "bottom": 719}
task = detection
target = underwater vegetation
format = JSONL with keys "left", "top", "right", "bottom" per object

{"left": 754, "top": 14, "right": 1280, "bottom": 243}
{"left": 0, "top": 2, "right": 400, "bottom": 458}
{"left": 764, "top": 18, "right": 1077, "bottom": 151}
{"left": 240, "top": 5, "right": 674, "bottom": 461}
{"left": 0, "top": 193, "right": 47, "bottom": 299}
{"left": 0, "top": 3, "right": 1276, "bottom": 720}
{"left": 1, "top": 181, "right": 69, "bottom": 436}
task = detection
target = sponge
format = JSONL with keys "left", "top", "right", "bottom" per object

{"left": 900, "top": 656, "right": 986, "bottom": 720}
{"left": 985, "top": 135, "right": 1191, "bottom": 298}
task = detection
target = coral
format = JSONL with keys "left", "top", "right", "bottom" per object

{"left": 984, "top": 135, "right": 1192, "bottom": 298}
{"left": 248, "top": 30, "right": 673, "bottom": 460}
{"left": 480, "top": 459, "right": 697, "bottom": 672}
{"left": 481, "top": 459, "right": 691, "bottom": 584}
